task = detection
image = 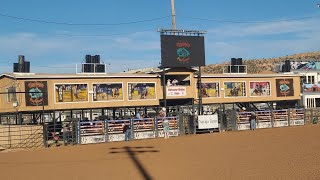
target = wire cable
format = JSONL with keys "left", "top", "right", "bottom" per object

{"left": 0, "top": 12, "right": 170, "bottom": 26}
{"left": 180, "top": 16, "right": 316, "bottom": 24}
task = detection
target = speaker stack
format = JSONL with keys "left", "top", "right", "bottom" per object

{"left": 282, "top": 60, "right": 291, "bottom": 72}
{"left": 229, "top": 58, "right": 243, "bottom": 73}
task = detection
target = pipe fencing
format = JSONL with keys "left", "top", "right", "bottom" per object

{"left": 44, "top": 116, "right": 180, "bottom": 146}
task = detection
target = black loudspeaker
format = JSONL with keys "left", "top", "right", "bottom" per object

{"left": 236, "top": 58, "right": 243, "bottom": 65}
{"left": 24, "top": 61, "right": 30, "bottom": 72}
{"left": 95, "top": 64, "right": 105, "bottom": 72}
{"left": 231, "top": 66, "right": 237, "bottom": 73}
{"left": 231, "top": 58, "right": 237, "bottom": 65}
{"left": 85, "top": 55, "right": 92, "bottom": 63}
{"left": 13, "top": 63, "right": 19, "bottom": 72}
{"left": 83, "top": 64, "right": 94, "bottom": 72}
{"left": 94, "top": 55, "right": 100, "bottom": 64}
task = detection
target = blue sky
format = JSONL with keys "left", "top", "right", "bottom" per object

{"left": 0, "top": 0, "right": 319, "bottom": 73}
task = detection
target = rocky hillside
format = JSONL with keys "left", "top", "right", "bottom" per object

{"left": 203, "top": 51, "right": 320, "bottom": 74}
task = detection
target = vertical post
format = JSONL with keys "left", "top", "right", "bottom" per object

{"left": 288, "top": 108, "right": 291, "bottom": 126}
{"left": 271, "top": 108, "right": 274, "bottom": 127}
{"left": 104, "top": 120, "right": 108, "bottom": 143}
{"left": 42, "top": 95, "right": 45, "bottom": 123}
{"left": 162, "top": 67, "right": 167, "bottom": 109}
{"left": 170, "top": 0, "right": 177, "bottom": 31}
{"left": 197, "top": 66, "right": 202, "bottom": 115}
{"left": 130, "top": 118, "right": 134, "bottom": 140}
{"left": 101, "top": 108, "right": 105, "bottom": 116}
{"left": 155, "top": 117, "right": 158, "bottom": 138}
{"left": 90, "top": 109, "right": 93, "bottom": 120}
{"left": 76, "top": 120, "right": 81, "bottom": 144}
{"left": 219, "top": 103, "right": 223, "bottom": 132}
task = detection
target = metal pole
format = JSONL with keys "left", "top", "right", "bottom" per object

{"left": 162, "top": 67, "right": 167, "bottom": 108}
{"left": 170, "top": 0, "right": 177, "bottom": 30}
{"left": 42, "top": 96, "right": 44, "bottom": 123}
{"left": 197, "top": 66, "right": 202, "bottom": 115}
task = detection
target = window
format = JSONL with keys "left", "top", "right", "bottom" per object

{"left": 164, "top": 75, "right": 191, "bottom": 86}
{"left": 307, "top": 75, "right": 315, "bottom": 84}
{"left": 306, "top": 98, "right": 315, "bottom": 108}
{"left": 7, "top": 87, "right": 17, "bottom": 102}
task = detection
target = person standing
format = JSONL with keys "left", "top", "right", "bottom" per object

{"left": 249, "top": 112, "right": 257, "bottom": 130}
{"left": 122, "top": 123, "right": 131, "bottom": 141}
{"left": 163, "top": 118, "right": 170, "bottom": 139}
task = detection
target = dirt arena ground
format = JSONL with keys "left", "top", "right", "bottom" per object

{"left": 0, "top": 125, "right": 320, "bottom": 180}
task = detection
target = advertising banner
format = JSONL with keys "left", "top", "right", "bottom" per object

{"left": 55, "top": 84, "right": 88, "bottom": 102}
{"left": 276, "top": 79, "right": 294, "bottom": 97}
{"left": 25, "top": 81, "right": 48, "bottom": 106}
{"left": 224, "top": 82, "right": 246, "bottom": 97}
{"left": 197, "top": 114, "right": 219, "bottom": 129}
{"left": 167, "top": 86, "right": 186, "bottom": 96}
{"left": 197, "top": 82, "right": 219, "bottom": 98}
{"left": 161, "top": 35, "right": 205, "bottom": 67}
{"left": 249, "top": 81, "right": 271, "bottom": 97}
{"left": 128, "top": 83, "right": 156, "bottom": 100}
{"left": 303, "top": 84, "right": 320, "bottom": 92}
{"left": 93, "top": 83, "right": 123, "bottom": 101}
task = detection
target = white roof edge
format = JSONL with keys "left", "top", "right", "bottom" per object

{"left": 200, "top": 73, "right": 302, "bottom": 78}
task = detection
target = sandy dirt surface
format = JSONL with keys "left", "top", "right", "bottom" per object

{"left": 0, "top": 125, "right": 320, "bottom": 180}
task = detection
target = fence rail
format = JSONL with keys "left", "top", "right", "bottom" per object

{"left": 3, "top": 107, "right": 320, "bottom": 150}
{"left": 236, "top": 108, "right": 305, "bottom": 130}
{"left": 43, "top": 116, "right": 180, "bottom": 146}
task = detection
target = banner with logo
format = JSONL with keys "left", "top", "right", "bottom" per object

{"left": 25, "top": 81, "right": 48, "bottom": 106}
{"left": 93, "top": 83, "right": 123, "bottom": 101}
{"left": 55, "top": 84, "right": 88, "bottom": 102}
{"left": 160, "top": 35, "right": 205, "bottom": 67}
{"left": 128, "top": 83, "right": 156, "bottom": 100}
{"left": 224, "top": 82, "right": 246, "bottom": 97}
{"left": 249, "top": 81, "right": 271, "bottom": 97}
{"left": 276, "top": 79, "right": 294, "bottom": 97}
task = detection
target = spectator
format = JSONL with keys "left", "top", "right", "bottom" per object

{"left": 122, "top": 123, "right": 131, "bottom": 141}
{"left": 162, "top": 118, "right": 170, "bottom": 139}
{"left": 172, "top": 79, "right": 178, "bottom": 86}
{"left": 249, "top": 112, "right": 257, "bottom": 130}
{"left": 136, "top": 112, "right": 141, "bottom": 119}
{"left": 167, "top": 79, "right": 172, "bottom": 86}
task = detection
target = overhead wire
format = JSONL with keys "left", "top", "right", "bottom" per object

{"left": 179, "top": 15, "right": 316, "bottom": 24}
{"left": 0, "top": 11, "right": 316, "bottom": 27}
{"left": 0, "top": 12, "right": 170, "bottom": 26}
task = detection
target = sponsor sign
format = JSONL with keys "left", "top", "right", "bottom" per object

{"left": 197, "top": 114, "right": 219, "bottom": 129}
{"left": 25, "top": 81, "right": 48, "bottom": 106}
{"left": 276, "top": 79, "right": 294, "bottom": 97}
{"left": 81, "top": 135, "right": 105, "bottom": 144}
{"left": 167, "top": 86, "right": 186, "bottom": 96}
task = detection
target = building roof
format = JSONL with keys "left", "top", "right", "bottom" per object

{"left": 200, "top": 72, "right": 301, "bottom": 78}
{"left": 0, "top": 72, "right": 160, "bottom": 79}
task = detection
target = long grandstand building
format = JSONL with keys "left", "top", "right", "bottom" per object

{"left": 0, "top": 67, "right": 301, "bottom": 124}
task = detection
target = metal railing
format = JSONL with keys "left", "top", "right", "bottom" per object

{"left": 236, "top": 108, "right": 305, "bottom": 130}
{"left": 43, "top": 116, "right": 180, "bottom": 146}
{"left": 0, "top": 125, "right": 44, "bottom": 150}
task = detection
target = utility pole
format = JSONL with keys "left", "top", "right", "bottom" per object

{"left": 171, "top": 0, "right": 177, "bottom": 30}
